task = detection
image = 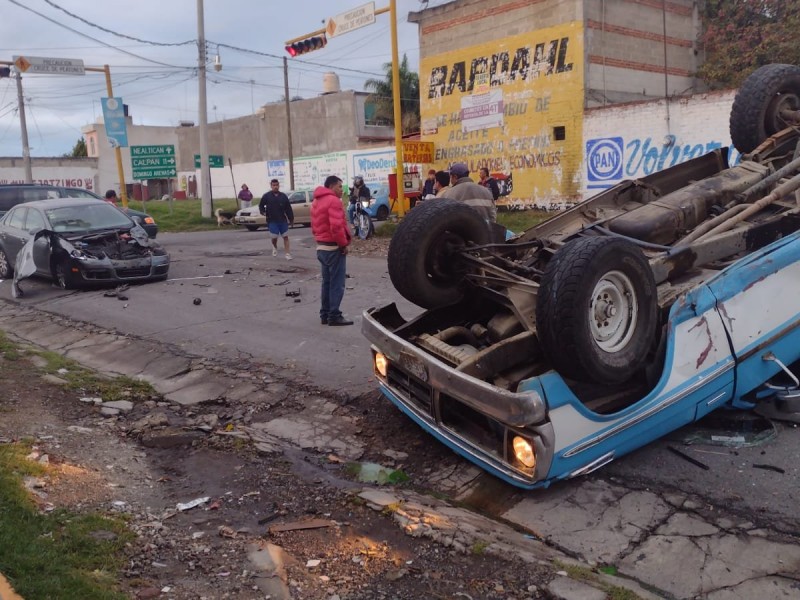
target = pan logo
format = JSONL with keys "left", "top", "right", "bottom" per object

{"left": 586, "top": 137, "right": 623, "bottom": 182}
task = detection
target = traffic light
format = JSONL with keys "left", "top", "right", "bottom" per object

{"left": 285, "top": 35, "right": 327, "bottom": 57}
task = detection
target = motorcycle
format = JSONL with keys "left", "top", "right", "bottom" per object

{"left": 349, "top": 198, "right": 374, "bottom": 240}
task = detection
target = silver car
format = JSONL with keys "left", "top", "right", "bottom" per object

{"left": 234, "top": 190, "right": 313, "bottom": 231}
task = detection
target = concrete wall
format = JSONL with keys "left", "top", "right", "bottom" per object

{"left": 0, "top": 157, "right": 98, "bottom": 190}
{"left": 580, "top": 89, "right": 738, "bottom": 200}
{"left": 584, "top": 0, "right": 702, "bottom": 106}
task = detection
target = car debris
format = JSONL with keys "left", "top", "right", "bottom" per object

{"left": 268, "top": 518, "right": 335, "bottom": 534}
{"left": 667, "top": 446, "right": 710, "bottom": 470}
{"left": 362, "top": 63, "right": 800, "bottom": 489}
{"left": 193, "top": 297, "right": 202, "bottom": 305}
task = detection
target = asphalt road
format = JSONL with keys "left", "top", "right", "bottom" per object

{"left": 2, "top": 228, "right": 798, "bottom": 529}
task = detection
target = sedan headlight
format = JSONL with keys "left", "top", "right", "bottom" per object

{"left": 143, "top": 216, "right": 156, "bottom": 225}
{"left": 69, "top": 249, "right": 87, "bottom": 260}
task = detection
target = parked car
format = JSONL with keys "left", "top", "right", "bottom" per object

{"left": 0, "top": 198, "right": 169, "bottom": 289}
{"left": 361, "top": 184, "right": 393, "bottom": 221}
{"left": 234, "top": 190, "right": 312, "bottom": 231}
{"left": 0, "top": 184, "right": 159, "bottom": 238}
{"left": 362, "top": 63, "right": 800, "bottom": 489}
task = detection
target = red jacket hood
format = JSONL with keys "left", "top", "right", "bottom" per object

{"left": 313, "top": 186, "right": 338, "bottom": 202}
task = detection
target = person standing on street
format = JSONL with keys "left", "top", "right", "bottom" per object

{"left": 434, "top": 170, "right": 451, "bottom": 197}
{"left": 259, "top": 179, "right": 294, "bottom": 260}
{"left": 478, "top": 167, "right": 500, "bottom": 201}
{"left": 237, "top": 184, "right": 253, "bottom": 209}
{"left": 312, "top": 175, "right": 353, "bottom": 326}
{"left": 441, "top": 162, "right": 497, "bottom": 223}
{"left": 104, "top": 189, "right": 119, "bottom": 206}
{"left": 422, "top": 169, "right": 437, "bottom": 197}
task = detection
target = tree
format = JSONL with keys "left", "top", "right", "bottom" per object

{"left": 64, "top": 137, "right": 87, "bottom": 158}
{"left": 364, "top": 53, "right": 420, "bottom": 135}
{"left": 698, "top": 0, "right": 800, "bottom": 88}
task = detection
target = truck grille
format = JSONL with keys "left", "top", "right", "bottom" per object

{"left": 387, "top": 365, "right": 432, "bottom": 415}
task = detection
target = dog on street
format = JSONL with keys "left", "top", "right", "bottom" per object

{"left": 215, "top": 208, "right": 235, "bottom": 226}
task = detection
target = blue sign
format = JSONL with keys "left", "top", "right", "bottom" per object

{"left": 101, "top": 97, "right": 128, "bottom": 148}
{"left": 586, "top": 137, "right": 623, "bottom": 184}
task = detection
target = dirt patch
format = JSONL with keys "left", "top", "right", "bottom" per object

{"left": 347, "top": 235, "right": 391, "bottom": 259}
{"left": 0, "top": 339, "right": 552, "bottom": 599}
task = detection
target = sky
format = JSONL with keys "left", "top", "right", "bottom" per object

{"left": 0, "top": 0, "right": 447, "bottom": 157}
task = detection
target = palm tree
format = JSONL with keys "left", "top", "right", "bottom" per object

{"left": 364, "top": 54, "right": 420, "bottom": 135}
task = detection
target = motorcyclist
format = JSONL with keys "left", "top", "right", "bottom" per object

{"left": 348, "top": 175, "right": 371, "bottom": 226}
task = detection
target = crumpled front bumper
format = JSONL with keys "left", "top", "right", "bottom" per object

{"left": 362, "top": 303, "right": 555, "bottom": 487}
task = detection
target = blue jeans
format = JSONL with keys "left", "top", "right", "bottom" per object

{"left": 317, "top": 248, "right": 347, "bottom": 320}
{"left": 347, "top": 202, "right": 357, "bottom": 225}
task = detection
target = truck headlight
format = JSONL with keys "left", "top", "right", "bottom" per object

{"left": 374, "top": 352, "right": 388, "bottom": 377}
{"left": 512, "top": 435, "right": 536, "bottom": 469}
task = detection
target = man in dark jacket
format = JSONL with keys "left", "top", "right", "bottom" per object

{"left": 478, "top": 167, "right": 500, "bottom": 201}
{"left": 442, "top": 163, "right": 496, "bottom": 223}
{"left": 259, "top": 179, "right": 295, "bottom": 260}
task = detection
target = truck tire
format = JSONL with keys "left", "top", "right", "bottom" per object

{"left": 388, "top": 199, "right": 490, "bottom": 309}
{"left": 730, "top": 64, "right": 800, "bottom": 154}
{"left": 536, "top": 236, "right": 657, "bottom": 385}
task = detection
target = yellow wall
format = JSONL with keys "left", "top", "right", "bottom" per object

{"left": 420, "top": 22, "right": 584, "bottom": 208}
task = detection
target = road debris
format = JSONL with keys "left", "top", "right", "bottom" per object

{"left": 268, "top": 518, "right": 335, "bottom": 533}
{"left": 667, "top": 446, "right": 710, "bottom": 470}
{"left": 176, "top": 496, "right": 210, "bottom": 511}
{"left": 752, "top": 463, "right": 785, "bottom": 474}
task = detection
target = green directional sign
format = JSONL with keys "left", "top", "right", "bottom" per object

{"left": 130, "top": 144, "right": 177, "bottom": 180}
{"left": 194, "top": 154, "right": 225, "bottom": 168}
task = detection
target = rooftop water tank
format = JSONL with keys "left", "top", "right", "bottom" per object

{"left": 322, "top": 72, "right": 341, "bottom": 95}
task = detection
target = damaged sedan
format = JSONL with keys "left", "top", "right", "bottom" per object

{"left": 362, "top": 63, "right": 800, "bottom": 488}
{"left": 0, "top": 198, "right": 169, "bottom": 292}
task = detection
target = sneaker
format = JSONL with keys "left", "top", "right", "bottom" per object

{"left": 285, "top": 253, "right": 293, "bottom": 260}
{"left": 272, "top": 248, "right": 278, "bottom": 257}
{"left": 320, "top": 318, "right": 328, "bottom": 325}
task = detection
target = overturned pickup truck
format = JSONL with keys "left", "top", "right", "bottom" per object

{"left": 362, "top": 64, "right": 800, "bottom": 489}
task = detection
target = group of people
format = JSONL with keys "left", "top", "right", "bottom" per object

{"left": 420, "top": 162, "right": 497, "bottom": 223}
{"left": 233, "top": 162, "right": 497, "bottom": 329}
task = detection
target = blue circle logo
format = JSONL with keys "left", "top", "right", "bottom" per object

{"left": 587, "top": 137, "right": 623, "bottom": 182}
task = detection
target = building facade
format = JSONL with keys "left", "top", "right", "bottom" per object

{"left": 409, "top": 0, "right": 704, "bottom": 207}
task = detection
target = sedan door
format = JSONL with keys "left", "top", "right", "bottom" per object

{"left": 289, "top": 191, "right": 312, "bottom": 226}
{"left": 0, "top": 207, "right": 28, "bottom": 267}
{"left": 23, "top": 207, "right": 52, "bottom": 275}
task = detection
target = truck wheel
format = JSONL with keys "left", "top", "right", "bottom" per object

{"left": 730, "top": 64, "right": 800, "bottom": 154}
{"left": 388, "top": 199, "right": 490, "bottom": 309}
{"left": 0, "top": 248, "right": 12, "bottom": 278}
{"left": 536, "top": 236, "right": 657, "bottom": 385}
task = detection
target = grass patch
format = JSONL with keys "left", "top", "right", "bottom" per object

{"left": 374, "top": 221, "right": 399, "bottom": 238}
{"left": 553, "top": 560, "right": 643, "bottom": 600}
{"left": 496, "top": 208, "right": 552, "bottom": 233}
{"left": 471, "top": 540, "right": 490, "bottom": 555}
{"left": 136, "top": 198, "right": 240, "bottom": 233}
{"left": 37, "top": 349, "right": 156, "bottom": 402}
{"left": 0, "top": 443, "right": 134, "bottom": 599}
{"left": 0, "top": 331, "right": 20, "bottom": 361}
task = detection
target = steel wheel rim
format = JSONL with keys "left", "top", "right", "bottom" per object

{"left": 590, "top": 270, "right": 638, "bottom": 352}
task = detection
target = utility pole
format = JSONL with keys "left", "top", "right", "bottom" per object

{"left": 15, "top": 69, "right": 32, "bottom": 183}
{"left": 197, "top": 0, "right": 212, "bottom": 218}
{"left": 283, "top": 57, "right": 295, "bottom": 190}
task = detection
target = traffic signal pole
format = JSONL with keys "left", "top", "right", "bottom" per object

{"left": 286, "top": 3, "right": 406, "bottom": 215}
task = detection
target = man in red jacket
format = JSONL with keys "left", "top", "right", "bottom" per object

{"left": 311, "top": 175, "right": 353, "bottom": 326}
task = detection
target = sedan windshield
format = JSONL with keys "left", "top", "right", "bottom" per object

{"left": 45, "top": 203, "right": 134, "bottom": 233}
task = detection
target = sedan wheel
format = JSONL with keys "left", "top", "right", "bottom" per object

{"left": 0, "top": 248, "right": 12, "bottom": 279}
{"left": 54, "top": 260, "right": 77, "bottom": 290}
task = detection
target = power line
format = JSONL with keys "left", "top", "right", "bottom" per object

{"left": 5, "top": 0, "right": 191, "bottom": 69}
{"left": 42, "top": 0, "right": 196, "bottom": 47}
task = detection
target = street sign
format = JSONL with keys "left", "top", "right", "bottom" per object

{"left": 326, "top": 2, "right": 375, "bottom": 38}
{"left": 12, "top": 55, "right": 85, "bottom": 76}
{"left": 101, "top": 97, "right": 129, "bottom": 148}
{"left": 194, "top": 154, "right": 224, "bottom": 168}
{"left": 131, "top": 145, "right": 177, "bottom": 180}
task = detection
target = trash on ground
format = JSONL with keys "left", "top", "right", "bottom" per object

{"left": 667, "top": 446, "right": 710, "bottom": 470}
{"left": 268, "top": 518, "right": 335, "bottom": 533}
{"left": 176, "top": 496, "right": 210, "bottom": 511}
